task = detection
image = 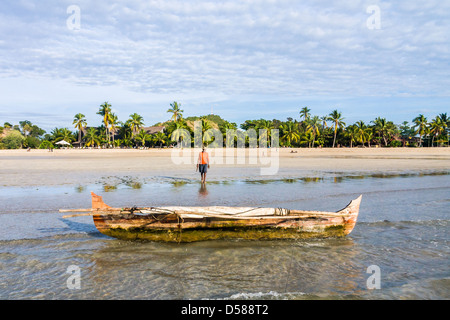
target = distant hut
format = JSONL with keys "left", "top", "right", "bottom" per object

{"left": 142, "top": 126, "right": 165, "bottom": 135}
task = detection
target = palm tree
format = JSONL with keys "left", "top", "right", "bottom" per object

{"left": 240, "top": 120, "right": 259, "bottom": 131}
{"left": 96, "top": 125, "right": 108, "bottom": 146}
{"left": 109, "top": 113, "right": 119, "bottom": 147}
{"left": 346, "top": 125, "right": 358, "bottom": 148}
{"left": 371, "top": 117, "right": 396, "bottom": 147}
{"left": 437, "top": 113, "right": 449, "bottom": 146}
{"left": 256, "top": 119, "right": 274, "bottom": 146}
{"left": 199, "top": 117, "right": 218, "bottom": 146}
{"left": 429, "top": 116, "right": 446, "bottom": 147}
{"left": 355, "top": 121, "right": 370, "bottom": 146}
{"left": 153, "top": 132, "right": 167, "bottom": 148}
{"left": 305, "top": 116, "right": 321, "bottom": 147}
{"left": 83, "top": 127, "right": 100, "bottom": 147}
{"left": 167, "top": 101, "right": 184, "bottom": 122}
{"left": 97, "top": 102, "right": 112, "bottom": 146}
{"left": 301, "top": 131, "right": 315, "bottom": 148}
{"left": 52, "top": 128, "right": 74, "bottom": 144}
{"left": 412, "top": 114, "right": 428, "bottom": 147}
{"left": 169, "top": 121, "right": 190, "bottom": 146}
{"left": 219, "top": 121, "right": 237, "bottom": 135}
{"left": 136, "top": 129, "right": 150, "bottom": 147}
{"left": 279, "top": 122, "right": 300, "bottom": 147}
{"left": 327, "top": 110, "right": 346, "bottom": 148}
{"left": 366, "top": 130, "right": 374, "bottom": 147}
{"left": 320, "top": 115, "right": 328, "bottom": 130}
{"left": 72, "top": 113, "right": 87, "bottom": 146}
{"left": 219, "top": 121, "right": 238, "bottom": 146}
{"left": 299, "top": 107, "right": 311, "bottom": 122}
{"left": 127, "top": 113, "right": 144, "bottom": 137}
{"left": 118, "top": 122, "right": 132, "bottom": 138}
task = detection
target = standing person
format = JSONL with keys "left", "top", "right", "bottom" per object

{"left": 196, "top": 146, "right": 210, "bottom": 184}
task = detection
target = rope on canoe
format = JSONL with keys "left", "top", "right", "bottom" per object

{"left": 275, "top": 208, "right": 290, "bottom": 216}
{"left": 128, "top": 206, "right": 289, "bottom": 243}
{"left": 140, "top": 206, "right": 291, "bottom": 217}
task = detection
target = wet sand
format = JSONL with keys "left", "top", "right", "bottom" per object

{"left": 0, "top": 147, "right": 449, "bottom": 187}
{"left": 1, "top": 148, "right": 449, "bottom": 300}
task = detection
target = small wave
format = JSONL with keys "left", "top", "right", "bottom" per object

{"left": 219, "top": 291, "right": 305, "bottom": 300}
{"left": 360, "top": 219, "right": 449, "bottom": 227}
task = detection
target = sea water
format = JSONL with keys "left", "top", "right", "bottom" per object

{"left": 0, "top": 172, "right": 449, "bottom": 299}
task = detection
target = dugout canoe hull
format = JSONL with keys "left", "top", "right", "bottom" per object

{"left": 87, "top": 192, "right": 362, "bottom": 242}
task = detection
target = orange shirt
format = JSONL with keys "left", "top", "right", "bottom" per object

{"left": 198, "top": 151, "right": 209, "bottom": 164}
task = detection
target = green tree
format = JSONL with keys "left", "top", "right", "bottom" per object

{"left": 346, "top": 125, "right": 358, "bottom": 148}
{"left": 167, "top": 101, "right": 184, "bottom": 122}
{"left": 118, "top": 122, "right": 133, "bottom": 147}
{"left": 136, "top": 129, "right": 150, "bottom": 147}
{"left": 153, "top": 132, "right": 167, "bottom": 148}
{"left": 199, "top": 118, "right": 216, "bottom": 146}
{"left": 127, "top": 113, "right": 145, "bottom": 137}
{"left": 438, "top": 113, "right": 449, "bottom": 146}
{"left": 305, "top": 116, "right": 321, "bottom": 147}
{"left": 83, "top": 127, "right": 100, "bottom": 147}
{"left": 169, "top": 121, "right": 190, "bottom": 146}
{"left": 300, "top": 130, "right": 315, "bottom": 147}
{"left": 109, "top": 113, "right": 119, "bottom": 147}
{"left": 97, "top": 102, "right": 112, "bottom": 146}
{"left": 279, "top": 121, "right": 300, "bottom": 147}
{"left": 19, "top": 120, "right": 32, "bottom": 137}
{"left": 240, "top": 120, "right": 259, "bottom": 131}
{"left": 29, "top": 125, "right": 45, "bottom": 138}
{"left": 327, "top": 110, "right": 346, "bottom": 148}
{"left": 400, "top": 121, "right": 413, "bottom": 138}
{"left": 23, "top": 136, "right": 41, "bottom": 148}
{"left": 51, "top": 128, "right": 74, "bottom": 144}
{"left": 39, "top": 140, "right": 54, "bottom": 149}
{"left": 219, "top": 121, "right": 237, "bottom": 134}
{"left": 412, "top": 114, "right": 428, "bottom": 147}
{"left": 371, "top": 117, "right": 396, "bottom": 147}
{"left": 320, "top": 116, "right": 328, "bottom": 130}
{"left": 355, "top": 121, "right": 370, "bottom": 146}
{"left": 256, "top": 119, "right": 274, "bottom": 146}
{"left": 73, "top": 113, "right": 87, "bottom": 146}
{"left": 299, "top": 107, "right": 311, "bottom": 122}
{"left": 2, "top": 130, "right": 25, "bottom": 149}
{"left": 429, "top": 116, "right": 446, "bottom": 147}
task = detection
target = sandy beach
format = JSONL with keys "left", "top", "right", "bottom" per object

{"left": 0, "top": 147, "right": 449, "bottom": 187}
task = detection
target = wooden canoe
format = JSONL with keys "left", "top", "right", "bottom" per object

{"left": 60, "top": 192, "right": 362, "bottom": 242}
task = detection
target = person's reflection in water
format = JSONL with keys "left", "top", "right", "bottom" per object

{"left": 198, "top": 183, "right": 209, "bottom": 197}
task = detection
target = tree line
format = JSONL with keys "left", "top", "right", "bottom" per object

{"left": 0, "top": 102, "right": 448, "bottom": 149}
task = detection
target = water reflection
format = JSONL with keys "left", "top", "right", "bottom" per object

{"left": 199, "top": 183, "right": 209, "bottom": 197}
{"left": 91, "top": 170, "right": 449, "bottom": 192}
{"left": 85, "top": 238, "right": 362, "bottom": 299}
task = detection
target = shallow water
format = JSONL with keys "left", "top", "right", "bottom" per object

{"left": 0, "top": 171, "right": 449, "bottom": 299}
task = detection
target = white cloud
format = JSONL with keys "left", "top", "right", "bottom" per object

{"left": 0, "top": 0, "right": 448, "bottom": 127}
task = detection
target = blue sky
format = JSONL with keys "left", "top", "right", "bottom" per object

{"left": 0, "top": 0, "right": 449, "bottom": 131}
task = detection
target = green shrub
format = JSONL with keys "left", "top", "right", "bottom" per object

{"left": 24, "top": 136, "right": 41, "bottom": 148}
{"left": 389, "top": 140, "right": 402, "bottom": 148}
{"left": 39, "top": 140, "right": 54, "bottom": 149}
{"left": 2, "top": 130, "right": 25, "bottom": 149}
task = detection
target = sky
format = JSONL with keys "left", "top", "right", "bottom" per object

{"left": 0, "top": 0, "right": 449, "bottom": 131}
